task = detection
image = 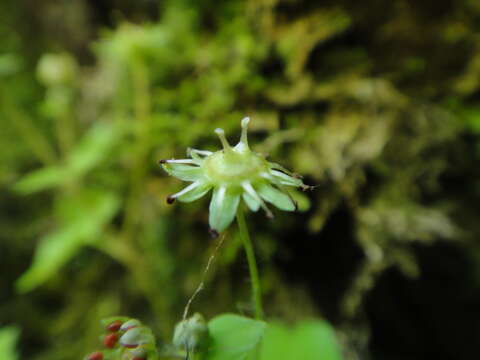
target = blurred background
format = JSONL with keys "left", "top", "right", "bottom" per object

{"left": 1, "top": 0, "right": 480, "bottom": 359}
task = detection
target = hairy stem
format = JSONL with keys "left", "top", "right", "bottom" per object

{"left": 236, "top": 208, "right": 264, "bottom": 320}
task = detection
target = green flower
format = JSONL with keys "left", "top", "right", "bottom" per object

{"left": 160, "top": 117, "right": 309, "bottom": 234}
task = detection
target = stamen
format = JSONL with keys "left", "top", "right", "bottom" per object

{"left": 167, "top": 181, "right": 201, "bottom": 202}
{"left": 208, "top": 228, "right": 219, "bottom": 239}
{"left": 242, "top": 181, "right": 273, "bottom": 219}
{"left": 162, "top": 159, "right": 197, "bottom": 164}
{"left": 214, "top": 128, "right": 232, "bottom": 152}
{"left": 240, "top": 117, "right": 250, "bottom": 146}
{"left": 270, "top": 169, "right": 303, "bottom": 186}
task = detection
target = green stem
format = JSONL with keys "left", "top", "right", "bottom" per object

{"left": 236, "top": 208, "right": 264, "bottom": 320}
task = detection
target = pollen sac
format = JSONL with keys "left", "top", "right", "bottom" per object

{"left": 160, "top": 117, "right": 310, "bottom": 233}
{"left": 173, "top": 313, "right": 209, "bottom": 353}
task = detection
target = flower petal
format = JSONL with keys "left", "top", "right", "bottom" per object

{"left": 257, "top": 183, "right": 296, "bottom": 211}
{"left": 163, "top": 163, "right": 203, "bottom": 182}
{"left": 209, "top": 186, "right": 240, "bottom": 232}
{"left": 242, "top": 192, "right": 260, "bottom": 212}
{"left": 170, "top": 181, "right": 212, "bottom": 203}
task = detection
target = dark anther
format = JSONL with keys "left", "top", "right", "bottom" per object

{"left": 166, "top": 196, "right": 175, "bottom": 204}
{"left": 158, "top": 159, "right": 167, "bottom": 164}
{"left": 294, "top": 200, "right": 299, "bottom": 212}
{"left": 209, "top": 228, "right": 219, "bottom": 239}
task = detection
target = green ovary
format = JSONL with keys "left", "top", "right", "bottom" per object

{"left": 203, "top": 150, "right": 268, "bottom": 185}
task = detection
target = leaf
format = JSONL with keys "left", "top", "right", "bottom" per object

{"left": 13, "top": 122, "right": 119, "bottom": 195}
{"left": 206, "top": 314, "right": 266, "bottom": 360}
{"left": 258, "top": 320, "right": 343, "bottom": 360}
{"left": 16, "top": 189, "right": 120, "bottom": 292}
{"left": 67, "top": 121, "right": 119, "bottom": 175}
{"left": 0, "top": 326, "right": 20, "bottom": 360}
{"left": 13, "top": 166, "right": 67, "bottom": 194}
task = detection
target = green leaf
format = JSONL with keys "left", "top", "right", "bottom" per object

{"left": 13, "top": 166, "right": 67, "bottom": 194}
{"left": 13, "top": 122, "right": 119, "bottom": 195}
{"left": 67, "top": 122, "right": 119, "bottom": 175}
{"left": 0, "top": 326, "right": 20, "bottom": 360}
{"left": 16, "top": 189, "right": 120, "bottom": 292}
{"left": 259, "top": 321, "right": 343, "bottom": 360}
{"left": 206, "top": 314, "right": 266, "bottom": 360}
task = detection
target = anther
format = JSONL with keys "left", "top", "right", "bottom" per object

{"left": 209, "top": 228, "right": 219, "bottom": 239}
{"left": 167, "top": 196, "right": 175, "bottom": 204}
{"left": 301, "top": 184, "right": 315, "bottom": 191}
{"left": 158, "top": 159, "right": 167, "bottom": 164}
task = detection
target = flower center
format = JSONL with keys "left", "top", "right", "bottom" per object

{"left": 203, "top": 150, "right": 268, "bottom": 185}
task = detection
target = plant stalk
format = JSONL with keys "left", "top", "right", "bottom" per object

{"left": 236, "top": 208, "right": 264, "bottom": 320}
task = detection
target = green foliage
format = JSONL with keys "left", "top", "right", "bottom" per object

{"left": 259, "top": 321, "right": 342, "bottom": 360}
{"left": 206, "top": 315, "right": 343, "bottom": 360}
{"left": 16, "top": 189, "right": 120, "bottom": 292}
{"left": 1, "top": 0, "right": 480, "bottom": 359}
{"left": 206, "top": 314, "right": 266, "bottom": 360}
{"left": 0, "top": 327, "right": 20, "bottom": 360}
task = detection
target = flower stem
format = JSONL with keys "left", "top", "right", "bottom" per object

{"left": 236, "top": 208, "right": 264, "bottom": 320}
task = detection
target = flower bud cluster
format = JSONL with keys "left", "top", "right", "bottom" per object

{"left": 84, "top": 317, "right": 157, "bottom": 360}
{"left": 172, "top": 313, "right": 209, "bottom": 354}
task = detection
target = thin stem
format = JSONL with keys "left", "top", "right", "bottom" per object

{"left": 236, "top": 208, "right": 264, "bottom": 320}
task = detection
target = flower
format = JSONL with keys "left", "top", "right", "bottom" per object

{"left": 160, "top": 117, "right": 310, "bottom": 234}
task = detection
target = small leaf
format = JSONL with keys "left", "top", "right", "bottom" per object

{"left": 259, "top": 320, "right": 343, "bottom": 360}
{"left": 16, "top": 189, "right": 120, "bottom": 292}
{"left": 68, "top": 122, "right": 119, "bottom": 175}
{"left": 206, "top": 314, "right": 266, "bottom": 360}
{"left": 0, "top": 326, "right": 20, "bottom": 360}
{"left": 13, "top": 166, "right": 66, "bottom": 194}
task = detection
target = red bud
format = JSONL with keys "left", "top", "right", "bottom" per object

{"left": 86, "top": 351, "right": 103, "bottom": 360}
{"left": 106, "top": 320, "right": 122, "bottom": 332}
{"left": 103, "top": 333, "right": 119, "bottom": 348}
